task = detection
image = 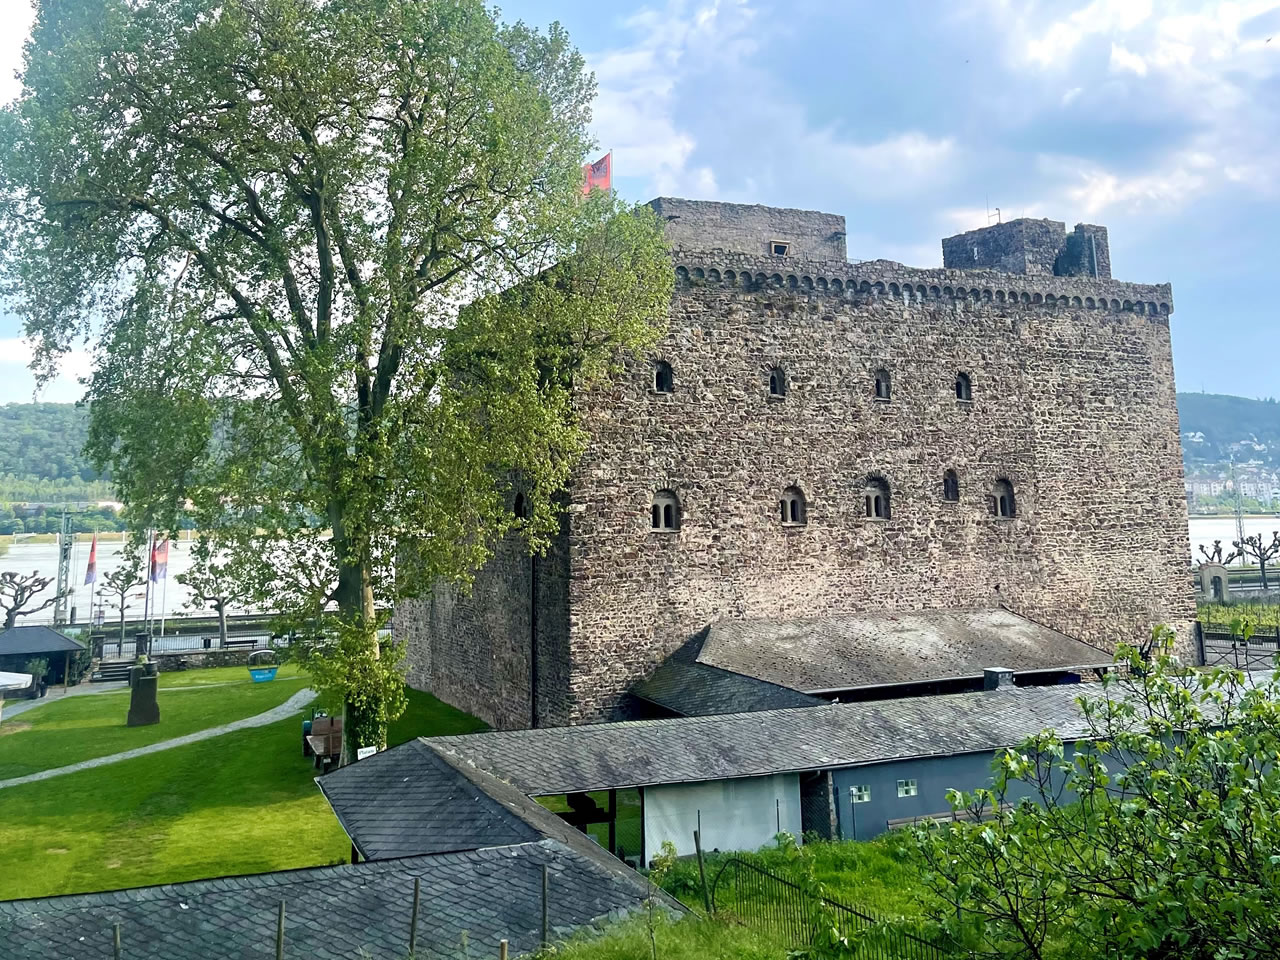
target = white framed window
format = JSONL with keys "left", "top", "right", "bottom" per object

{"left": 896, "top": 779, "right": 918, "bottom": 798}
{"left": 849, "top": 785, "right": 871, "bottom": 804}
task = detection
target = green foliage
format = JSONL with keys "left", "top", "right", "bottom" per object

{"left": 1199, "top": 599, "right": 1280, "bottom": 627}
{"left": 0, "top": 403, "right": 109, "bottom": 501}
{"left": 540, "top": 914, "right": 787, "bottom": 960}
{"left": 22, "top": 657, "right": 48, "bottom": 683}
{"left": 0, "top": 0, "right": 671, "bottom": 752}
{"left": 910, "top": 636, "right": 1280, "bottom": 959}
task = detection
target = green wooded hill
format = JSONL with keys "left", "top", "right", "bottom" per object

{"left": 1177, "top": 393, "right": 1280, "bottom": 466}
{"left": 0, "top": 402, "right": 110, "bottom": 502}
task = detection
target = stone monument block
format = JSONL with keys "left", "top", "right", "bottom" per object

{"left": 127, "top": 672, "right": 160, "bottom": 726}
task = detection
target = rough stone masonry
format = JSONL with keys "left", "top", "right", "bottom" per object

{"left": 395, "top": 198, "right": 1194, "bottom": 729}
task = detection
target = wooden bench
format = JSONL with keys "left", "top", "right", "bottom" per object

{"left": 222, "top": 636, "right": 262, "bottom": 649}
{"left": 305, "top": 715, "right": 343, "bottom": 773}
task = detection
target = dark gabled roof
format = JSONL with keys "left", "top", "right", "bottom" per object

{"left": 317, "top": 737, "right": 657, "bottom": 883}
{"left": 316, "top": 739, "right": 544, "bottom": 860}
{"left": 427, "top": 681, "right": 1109, "bottom": 796}
{"left": 694, "top": 608, "right": 1110, "bottom": 693}
{"left": 632, "top": 660, "right": 823, "bottom": 716}
{"left": 0, "top": 838, "right": 662, "bottom": 960}
{"left": 0, "top": 625, "right": 85, "bottom": 657}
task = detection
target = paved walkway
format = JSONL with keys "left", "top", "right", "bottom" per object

{"left": 0, "top": 688, "right": 317, "bottom": 790}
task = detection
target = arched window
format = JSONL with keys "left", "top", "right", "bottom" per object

{"left": 653, "top": 360, "right": 674, "bottom": 394}
{"left": 768, "top": 365, "right": 787, "bottom": 398}
{"left": 779, "top": 486, "right": 807, "bottom": 525}
{"left": 990, "top": 479, "right": 1016, "bottom": 519}
{"left": 864, "top": 477, "right": 891, "bottom": 520}
{"left": 955, "top": 372, "right": 972, "bottom": 401}
{"left": 513, "top": 492, "right": 527, "bottom": 518}
{"left": 651, "top": 489, "right": 681, "bottom": 531}
{"left": 942, "top": 470, "right": 959, "bottom": 502}
{"left": 874, "top": 369, "right": 891, "bottom": 401}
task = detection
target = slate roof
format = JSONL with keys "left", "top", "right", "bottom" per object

{"left": 631, "top": 660, "right": 823, "bottom": 716}
{"left": 0, "top": 625, "right": 85, "bottom": 657}
{"left": 427, "top": 680, "right": 1111, "bottom": 796}
{"left": 694, "top": 608, "right": 1110, "bottom": 693}
{"left": 316, "top": 738, "right": 637, "bottom": 867}
{"left": 0, "top": 838, "right": 662, "bottom": 960}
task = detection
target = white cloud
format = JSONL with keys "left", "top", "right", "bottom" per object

{"left": 0, "top": 338, "right": 91, "bottom": 404}
{"left": 587, "top": 0, "right": 758, "bottom": 198}
{"left": 1109, "top": 43, "right": 1149, "bottom": 75}
{"left": 1019, "top": 0, "right": 1154, "bottom": 67}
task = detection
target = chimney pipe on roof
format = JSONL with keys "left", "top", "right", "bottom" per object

{"left": 984, "top": 667, "right": 1015, "bottom": 691}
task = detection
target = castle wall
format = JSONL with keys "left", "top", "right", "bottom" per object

{"left": 561, "top": 255, "right": 1192, "bottom": 723}
{"left": 396, "top": 523, "right": 573, "bottom": 730}
{"left": 649, "top": 197, "right": 847, "bottom": 260}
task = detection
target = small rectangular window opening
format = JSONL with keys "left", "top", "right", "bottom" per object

{"left": 770, "top": 240, "right": 791, "bottom": 257}
{"left": 850, "top": 785, "right": 871, "bottom": 804}
{"left": 896, "top": 779, "right": 918, "bottom": 798}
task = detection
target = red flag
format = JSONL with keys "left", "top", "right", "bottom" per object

{"left": 581, "top": 152, "right": 612, "bottom": 195}
{"left": 84, "top": 533, "right": 98, "bottom": 585}
{"left": 151, "top": 538, "right": 169, "bottom": 583}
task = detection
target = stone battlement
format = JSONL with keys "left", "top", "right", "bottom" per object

{"left": 670, "top": 251, "right": 1173, "bottom": 316}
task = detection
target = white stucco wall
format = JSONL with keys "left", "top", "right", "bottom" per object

{"left": 642, "top": 773, "right": 802, "bottom": 858}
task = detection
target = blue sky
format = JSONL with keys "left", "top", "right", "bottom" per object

{"left": 1, "top": 0, "right": 1277, "bottom": 403}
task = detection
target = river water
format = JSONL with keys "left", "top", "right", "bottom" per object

{"left": 4, "top": 516, "right": 1278, "bottom": 624}
{"left": 0, "top": 537, "right": 257, "bottom": 625}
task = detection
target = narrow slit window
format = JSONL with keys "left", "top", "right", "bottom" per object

{"left": 653, "top": 360, "right": 674, "bottom": 394}
{"left": 874, "top": 369, "right": 891, "bottom": 401}
{"left": 943, "top": 470, "right": 959, "bottom": 503}
{"left": 955, "top": 372, "right": 972, "bottom": 401}
{"left": 768, "top": 366, "right": 786, "bottom": 398}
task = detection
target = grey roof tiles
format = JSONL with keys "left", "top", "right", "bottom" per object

{"left": 0, "top": 625, "right": 85, "bottom": 656}
{"left": 694, "top": 608, "right": 1111, "bottom": 692}
{"left": 0, "top": 839, "right": 658, "bottom": 960}
{"left": 631, "top": 660, "right": 824, "bottom": 716}
{"left": 427, "top": 680, "right": 1109, "bottom": 795}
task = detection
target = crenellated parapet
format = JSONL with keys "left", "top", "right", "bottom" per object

{"left": 669, "top": 251, "right": 1174, "bottom": 317}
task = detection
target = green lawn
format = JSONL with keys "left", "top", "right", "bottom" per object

{"left": 388, "top": 686, "right": 488, "bottom": 744}
{"left": 0, "top": 671, "right": 486, "bottom": 901}
{"left": 0, "top": 666, "right": 310, "bottom": 779}
{"left": 0, "top": 716, "right": 349, "bottom": 900}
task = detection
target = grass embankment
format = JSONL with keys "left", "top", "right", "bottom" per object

{"left": 0, "top": 666, "right": 309, "bottom": 779}
{"left": 0, "top": 668, "right": 485, "bottom": 900}
{"left": 553, "top": 914, "right": 788, "bottom": 960}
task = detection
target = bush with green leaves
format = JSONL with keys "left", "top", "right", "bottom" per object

{"left": 912, "top": 626, "right": 1280, "bottom": 960}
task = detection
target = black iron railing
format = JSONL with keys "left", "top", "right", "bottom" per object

{"left": 710, "top": 857, "right": 946, "bottom": 960}
{"left": 1201, "top": 627, "right": 1280, "bottom": 671}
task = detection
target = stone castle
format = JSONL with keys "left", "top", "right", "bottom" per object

{"left": 395, "top": 198, "right": 1194, "bottom": 730}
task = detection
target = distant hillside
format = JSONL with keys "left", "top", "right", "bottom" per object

{"left": 0, "top": 402, "right": 110, "bottom": 502}
{"left": 1177, "top": 393, "right": 1280, "bottom": 466}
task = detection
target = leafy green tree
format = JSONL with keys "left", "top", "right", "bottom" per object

{"left": 911, "top": 630, "right": 1280, "bottom": 960}
{"left": 0, "top": 0, "right": 671, "bottom": 757}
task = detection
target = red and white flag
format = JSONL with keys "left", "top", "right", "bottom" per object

{"left": 84, "top": 532, "right": 98, "bottom": 585}
{"left": 150, "top": 537, "right": 169, "bottom": 583}
{"left": 581, "top": 152, "right": 612, "bottom": 195}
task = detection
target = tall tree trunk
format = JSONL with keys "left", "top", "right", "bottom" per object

{"left": 331, "top": 503, "right": 383, "bottom": 765}
{"left": 216, "top": 602, "right": 228, "bottom": 647}
{"left": 1261, "top": 559, "right": 1269, "bottom": 592}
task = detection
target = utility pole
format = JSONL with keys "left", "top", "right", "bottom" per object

{"left": 53, "top": 508, "right": 73, "bottom": 625}
{"left": 1230, "top": 456, "right": 1247, "bottom": 564}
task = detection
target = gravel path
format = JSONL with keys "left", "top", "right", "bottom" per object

{"left": 0, "top": 688, "right": 317, "bottom": 790}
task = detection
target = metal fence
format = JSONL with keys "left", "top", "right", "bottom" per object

{"left": 92, "top": 631, "right": 283, "bottom": 660}
{"left": 1201, "top": 627, "right": 1280, "bottom": 671}
{"left": 710, "top": 857, "right": 946, "bottom": 960}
